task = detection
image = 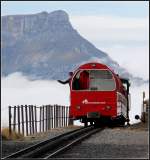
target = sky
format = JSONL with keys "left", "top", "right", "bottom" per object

{"left": 1, "top": 1, "right": 149, "bottom": 17}
{"left": 1, "top": 1, "right": 149, "bottom": 80}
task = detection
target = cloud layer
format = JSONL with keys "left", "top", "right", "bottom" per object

{"left": 1, "top": 73, "right": 149, "bottom": 127}
{"left": 70, "top": 15, "right": 148, "bottom": 43}
{"left": 70, "top": 15, "right": 149, "bottom": 80}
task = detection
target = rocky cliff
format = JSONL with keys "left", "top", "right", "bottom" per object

{"left": 1, "top": 10, "right": 146, "bottom": 84}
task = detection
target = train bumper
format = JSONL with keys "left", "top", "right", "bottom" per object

{"left": 87, "top": 112, "right": 100, "bottom": 118}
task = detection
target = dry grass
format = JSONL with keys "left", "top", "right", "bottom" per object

{"left": 1, "top": 127, "right": 23, "bottom": 140}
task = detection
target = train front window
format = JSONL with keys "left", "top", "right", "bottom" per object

{"left": 89, "top": 70, "right": 115, "bottom": 91}
{"left": 72, "top": 70, "right": 115, "bottom": 91}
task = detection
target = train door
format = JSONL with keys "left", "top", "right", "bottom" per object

{"left": 120, "top": 78, "right": 131, "bottom": 124}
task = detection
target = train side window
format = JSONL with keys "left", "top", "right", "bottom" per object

{"left": 72, "top": 70, "right": 115, "bottom": 91}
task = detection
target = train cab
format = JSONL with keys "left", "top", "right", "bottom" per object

{"left": 69, "top": 62, "right": 130, "bottom": 126}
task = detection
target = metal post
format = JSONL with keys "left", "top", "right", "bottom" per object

{"left": 126, "top": 82, "right": 130, "bottom": 125}
{"left": 142, "top": 92, "right": 145, "bottom": 123}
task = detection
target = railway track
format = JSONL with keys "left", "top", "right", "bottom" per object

{"left": 2, "top": 126, "right": 104, "bottom": 159}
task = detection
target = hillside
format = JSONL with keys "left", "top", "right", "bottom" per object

{"left": 1, "top": 10, "right": 147, "bottom": 84}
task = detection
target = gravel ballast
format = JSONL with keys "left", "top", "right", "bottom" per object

{"left": 1, "top": 123, "right": 149, "bottom": 159}
{"left": 1, "top": 126, "right": 80, "bottom": 158}
{"left": 56, "top": 124, "right": 149, "bottom": 159}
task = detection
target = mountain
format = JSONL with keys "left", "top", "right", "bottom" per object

{"left": 1, "top": 10, "right": 147, "bottom": 85}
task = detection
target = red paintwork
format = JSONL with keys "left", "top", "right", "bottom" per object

{"left": 69, "top": 62, "right": 127, "bottom": 120}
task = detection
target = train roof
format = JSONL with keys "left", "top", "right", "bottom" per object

{"left": 77, "top": 62, "right": 112, "bottom": 70}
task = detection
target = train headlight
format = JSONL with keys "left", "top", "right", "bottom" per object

{"left": 105, "top": 106, "right": 111, "bottom": 110}
{"left": 76, "top": 106, "right": 80, "bottom": 110}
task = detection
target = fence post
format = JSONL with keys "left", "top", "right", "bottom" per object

{"left": 45, "top": 105, "right": 48, "bottom": 131}
{"left": 61, "top": 106, "right": 64, "bottom": 127}
{"left": 68, "top": 106, "right": 73, "bottom": 125}
{"left": 55, "top": 105, "right": 57, "bottom": 128}
{"left": 40, "top": 107, "right": 42, "bottom": 132}
{"left": 25, "top": 105, "right": 28, "bottom": 136}
{"left": 58, "top": 105, "right": 60, "bottom": 127}
{"left": 47, "top": 105, "right": 50, "bottom": 130}
{"left": 59, "top": 106, "right": 61, "bottom": 127}
{"left": 49, "top": 105, "right": 51, "bottom": 129}
{"left": 47, "top": 105, "right": 49, "bottom": 130}
{"left": 64, "top": 106, "right": 66, "bottom": 127}
{"left": 17, "top": 106, "right": 21, "bottom": 134}
{"left": 42, "top": 106, "right": 44, "bottom": 132}
{"left": 63, "top": 106, "right": 65, "bottom": 127}
{"left": 61, "top": 106, "right": 63, "bottom": 127}
{"left": 21, "top": 105, "right": 24, "bottom": 136}
{"left": 9, "top": 106, "right": 12, "bottom": 138}
{"left": 56, "top": 105, "right": 58, "bottom": 128}
{"left": 51, "top": 105, "right": 53, "bottom": 129}
{"left": 31, "top": 105, "right": 35, "bottom": 134}
{"left": 53, "top": 105, "right": 56, "bottom": 128}
{"left": 64, "top": 106, "right": 66, "bottom": 126}
{"left": 13, "top": 106, "right": 16, "bottom": 131}
{"left": 62, "top": 106, "right": 64, "bottom": 127}
{"left": 34, "top": 106, "right": 37, "bottom": 133}
{"left": 65, "top": 106, "right": 67, "bottom": 126}
{"left": 29, "top": 105, "right": 32, "bottom": 135}
{"left": 66, "top": 106, "right": 69, "bottom": 126}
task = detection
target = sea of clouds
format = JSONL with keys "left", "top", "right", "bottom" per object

{"left": 70, "top": 15, "right": 149, "bottom": 80}
{"left": 1, "top": 72, "right": 149, "bottom": 128}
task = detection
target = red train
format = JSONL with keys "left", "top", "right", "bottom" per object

{"left": 59, "top": 62, "right": 131, "bottom": 126}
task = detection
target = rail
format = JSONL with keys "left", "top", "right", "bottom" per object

{"left": 3, "top": 126, "right": 104, "bottom": 159}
